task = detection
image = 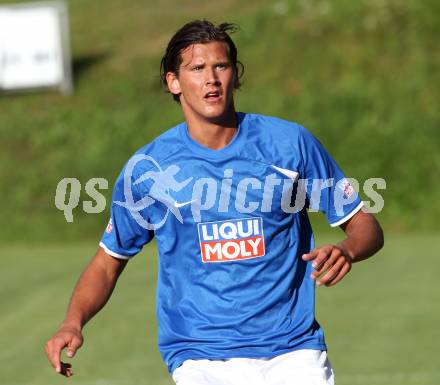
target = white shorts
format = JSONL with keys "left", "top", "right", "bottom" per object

{"left": 172, "top": 349, "right": 335, "bottom": 385}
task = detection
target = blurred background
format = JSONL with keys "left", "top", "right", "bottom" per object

{"left": 0, "top": 0, "right": 439, "bottom": 384}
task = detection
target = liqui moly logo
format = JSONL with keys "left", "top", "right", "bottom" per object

{"left": 197, "top": 217, "right": 265, "bottom": 263}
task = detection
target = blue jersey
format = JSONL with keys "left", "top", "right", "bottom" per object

{"left": 100, "top": 112, "right": 363, "bottom": 373}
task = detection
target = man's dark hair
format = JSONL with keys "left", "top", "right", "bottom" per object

{"left": 160, "top": 19, "right": 244, "bottom": 102}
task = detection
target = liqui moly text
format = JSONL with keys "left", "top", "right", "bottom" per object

{"left": 197, "top": 217, "right": 265, "bottom": 263}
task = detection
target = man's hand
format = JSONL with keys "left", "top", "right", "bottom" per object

{"left": 43, "top": 247, "right": 127, "bottom": 377}
{"left": 302, "top": 245, "right": 352, "bottom": 287}
{"left": 302, "top": 210, "right": 384, "bottom": 287}
{"left": 45, "top": 325, "right": 83, "bottom": 377}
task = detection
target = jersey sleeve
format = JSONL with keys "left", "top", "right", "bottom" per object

{"left": 298, "top": 126, "right": 363, "bottom": 227}
{"left": 99, "top": 167, "right": 154, "bottom": 259}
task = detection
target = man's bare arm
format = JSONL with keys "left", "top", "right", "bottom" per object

{"left": 45, "top": 247, "right": 128, "bottom": 377}
{"left": 337, "top": 209, "right": 384, "bottom": 263}
{"left": 302, "top": 209, "right": 384, "bottom": 287}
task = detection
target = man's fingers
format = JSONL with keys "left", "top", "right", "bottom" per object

{"left": 45, "top": 339, "right": 65, "bottom": 372}
{"left": 310, "top": 247, "right": 339, "bottom": 278}
{"left": 308, "top": 246, "right": 353, "bottom": 286}
{"left": 316, "top": 257, "right": 346, "bottom": 286}
{"left": 312, "top": 246, "right": 333, "bottom": 269}
{"left": 45, "top": 328, "right": 83, "bottom": 376}
{"left": 302, "top": 248, "right": 319, "bottom": 261}
{"left": 326, "top": 263, "right": 351, "bottom": 287}
{"left": 67, "top": 336, "right": 83, "bottom": 358}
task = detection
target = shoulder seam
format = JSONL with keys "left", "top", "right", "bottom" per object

{"left": 152, "top": 141, "right": 187, "bottom": 165}
{"left": 134, "top": 127, "right": 187, "bottom": 166}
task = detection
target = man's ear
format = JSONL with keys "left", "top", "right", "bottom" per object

{"left": 166, "top": 72, "right": 181, "bottom": 96}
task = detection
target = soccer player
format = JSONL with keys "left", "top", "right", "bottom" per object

{"left": 45, "top": 20, "right": 384, "bottom": 385}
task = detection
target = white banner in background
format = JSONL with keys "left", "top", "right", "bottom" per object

{"left": 0, "top": 1, "right": 72, "bottom": 93}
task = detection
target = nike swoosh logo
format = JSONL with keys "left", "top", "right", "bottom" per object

{"left": 173, "top": 199, "right": 196, "bottom": 208}
{"left": 271, "top": 165, "right": 299, "bottom": 181}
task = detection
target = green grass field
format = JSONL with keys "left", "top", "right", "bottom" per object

{"left": 1, "top": 234, "right": 439, "bottom": 385}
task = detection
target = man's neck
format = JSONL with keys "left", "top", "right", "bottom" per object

{"left": 184, "top": 109, "right": 238, "bottom": 151}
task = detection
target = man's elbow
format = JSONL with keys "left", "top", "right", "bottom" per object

{"left": 372, "top": 217, "right": 385, "bottom": 254}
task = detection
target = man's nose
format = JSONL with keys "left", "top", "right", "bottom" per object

{"left": 205, "top": 67, "right": 220, "bottom": 85}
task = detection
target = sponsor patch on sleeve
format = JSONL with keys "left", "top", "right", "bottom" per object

{"left": 339, "top": 178, "right": 355, "bottom": 198}
{"left": 105, "top": 218, "right": 113, "bottom": 233}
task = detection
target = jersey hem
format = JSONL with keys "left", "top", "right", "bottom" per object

{"left": 99, "top": 242, "right": 132, "bottom": 260}
{"left": 329, "top": 201, "right": 364, "bottom": 228}
{"left": 169, "top": 342, "right": 327, "bottom": 374}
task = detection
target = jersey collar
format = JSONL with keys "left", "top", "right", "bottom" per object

{"left": 179, "top": 112, "right": 247, "bottom": 159}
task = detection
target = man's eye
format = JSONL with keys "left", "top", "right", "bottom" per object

{"left": 192, "top": 66, "right": 203, "bottom": 71}
{"left": 216, "top": 64, "right": 227, "bottom": 69}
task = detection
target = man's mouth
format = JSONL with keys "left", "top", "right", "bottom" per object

{"left": 204, "top": 90, "right": 221, "bottom": 101}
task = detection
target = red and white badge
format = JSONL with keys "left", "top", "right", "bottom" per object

{"left": 105, "top": 218, "right": 113, "bottom": 234}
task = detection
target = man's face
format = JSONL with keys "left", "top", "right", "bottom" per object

{"left": 167, "top": 41, "right": 236, "bottom": 123}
